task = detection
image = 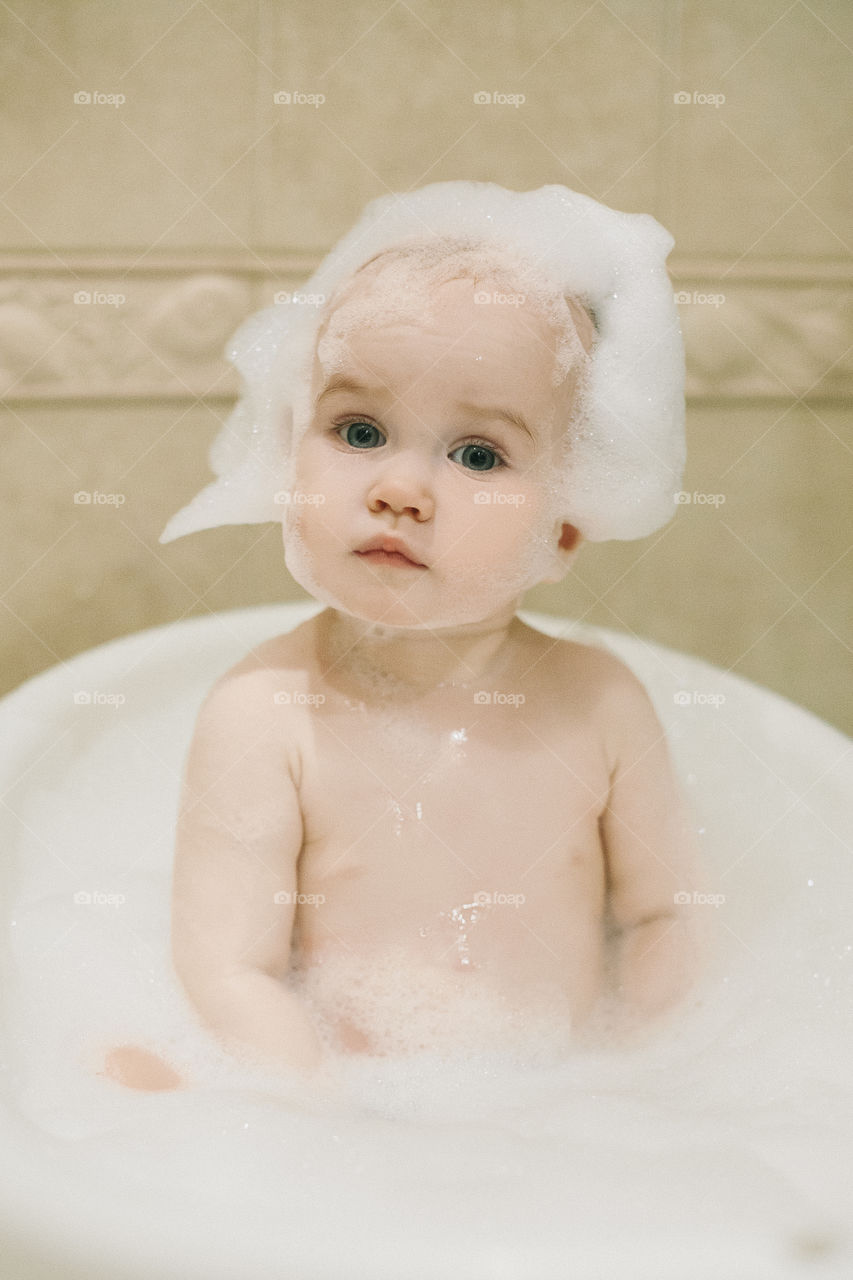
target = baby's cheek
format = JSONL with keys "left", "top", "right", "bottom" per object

{"left": 461, "top": 499, "right": 547, "bottom": 584}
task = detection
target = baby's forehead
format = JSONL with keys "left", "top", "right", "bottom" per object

{"left": 319, "top": 247, "right": 596, "bottom": 362}
{"left": 312, "top": 272, "right": 562, "bottom": 406}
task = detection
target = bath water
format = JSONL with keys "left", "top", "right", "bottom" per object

{"left": 1, "top": 604, "right": 852, "bottom": 1280}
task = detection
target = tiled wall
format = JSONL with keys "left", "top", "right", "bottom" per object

{"left": 2, "top": 1, "right": 851, "bottom": 732}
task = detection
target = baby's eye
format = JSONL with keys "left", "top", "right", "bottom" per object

{"left": 449, "top": 442, "right": 504, "bottom": 472}
{"left": 337, "top": 420, "right": 385, "bottom": 449}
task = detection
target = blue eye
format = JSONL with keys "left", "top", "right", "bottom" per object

{"left": 339, "top": 421, "right": 385, "bottom": 449}
{"left": 450, "top": 443, "right": 502, "bottom": 471}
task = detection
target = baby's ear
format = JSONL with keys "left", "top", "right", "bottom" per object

{"left": 558, "top": 521, "right": 581, "bottom": 553}
{"left": 538, "top": 521, "right": 583, "bottom": 585}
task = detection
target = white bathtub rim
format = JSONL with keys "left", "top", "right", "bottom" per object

{"left": 2, "top": 600, "right": 850, "bottom": 774}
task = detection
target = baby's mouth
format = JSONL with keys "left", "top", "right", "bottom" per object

{"left": 355, "top": 549, "right": 427, "bottom": 569}
{"left": 354, "top": 537, "right": 428, "bottom": 569}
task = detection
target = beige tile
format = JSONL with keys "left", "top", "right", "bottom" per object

{"left": 526, "top": 402, "right": 853, "bottom": 735}
{"left": 255, "top": 0, "right": 669, "bottom": 246}
{"left": 663, "top": 2, "right": 853, "bottom": 255}
{"left": 1, "top": 1, "right": 259, "bottom": 249}
{"left": 0, "top": 402, "right": 309, "bottom": 698}
{"left": 2, "top": 0, "right": 850, "bottom": 744}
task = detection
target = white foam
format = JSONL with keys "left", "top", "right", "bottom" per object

{"left": 159, "top": 182, "right": 684, "bottom": 547}
{"left": 3, "top": 606, "right": 852, "bottom": 1279}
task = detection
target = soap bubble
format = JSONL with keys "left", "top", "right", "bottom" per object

{"left": 159, "top": 181, "right": 684, "bottom": 547}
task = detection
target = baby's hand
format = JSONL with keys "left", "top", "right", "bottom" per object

{"left": 99, "top": 1044, "right": 185, "bottom": 1092}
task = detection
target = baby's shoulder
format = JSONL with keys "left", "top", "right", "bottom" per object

{"left": 524, "top": 626, "right": 647, "bottom": 703}
{"left": 195, "top": 625, "right": 315, "bottom": 731}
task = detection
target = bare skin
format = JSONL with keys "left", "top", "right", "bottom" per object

{"left": 105, "top": 265, "right": 704, "bottom": 1088}
{"left": 100, "top": 1045, "right": 185, "bottom": 1091}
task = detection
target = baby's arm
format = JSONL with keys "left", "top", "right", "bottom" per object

{"left": 171, "top": 658, "right": 323, "bottom": 1074}
{"left": 599, "top": 662, "right": 708, "bottom": 1024}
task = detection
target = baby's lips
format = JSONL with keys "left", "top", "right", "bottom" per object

{"left": 354, "top": 536, "right": 428, "bottom": 567}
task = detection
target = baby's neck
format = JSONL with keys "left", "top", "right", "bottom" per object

{"left": 316, "top": 607, "right": 521, "bottom": 695}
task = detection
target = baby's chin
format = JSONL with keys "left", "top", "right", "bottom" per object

{"left": 290, "top": 576, "right": 513, "bottom": 632}
{"left": 282, "top": 543, "right": 522, "bottom": 632}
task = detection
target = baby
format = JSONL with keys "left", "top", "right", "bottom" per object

{"left": 105, "top": 184, "right": 706, "bottom": 1089}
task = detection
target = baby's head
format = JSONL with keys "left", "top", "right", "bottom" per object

{"left": 283, "top": 236, "right": 599, "bottom": 628}
{"left": 159, "top": 181, "right": 685, "bottom": 625}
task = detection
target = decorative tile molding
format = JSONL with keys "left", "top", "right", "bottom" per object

{"left": 1, "top": 254, "right": 850, "bottom": 402}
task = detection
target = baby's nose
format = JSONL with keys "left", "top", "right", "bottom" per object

{"left": 367, "top": 455, "right": 435, "bottom": 520}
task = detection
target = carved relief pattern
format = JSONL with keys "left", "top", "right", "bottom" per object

{"left": 0, "top": 264, "right": 850, "bottom": 401}
{"left": 0, "top": 274, "right": 253, "bottom": 399}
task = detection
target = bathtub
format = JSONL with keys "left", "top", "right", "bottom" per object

{"left": 1, "top": 601, "right": 852, "bottom": 1280}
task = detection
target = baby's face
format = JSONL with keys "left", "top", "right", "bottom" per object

{"left": 283, "top": 268, "right": 583, "bottom": 630}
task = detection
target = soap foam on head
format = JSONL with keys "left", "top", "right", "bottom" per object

{"left": 279, "top": 244, "right": 586, "bottom": 629}
{"left": 310, "top": 234, "right": 590, "bottom": 397}
{"left": 159, "top": 181, "right": 685, "bottom": 549}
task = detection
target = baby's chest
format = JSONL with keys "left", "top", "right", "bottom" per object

{"left": 296, "top": 709, "right": 610, "bottom": 892}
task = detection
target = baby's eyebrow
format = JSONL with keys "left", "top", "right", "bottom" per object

{"left": 316, "top": 375, "right": 535, "bottom": 443}
{"left": 316, "top": 374, "right": 381, "bottom": 404}
{"left": 456, "top": 402, "right": 535, "bottom": 442}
